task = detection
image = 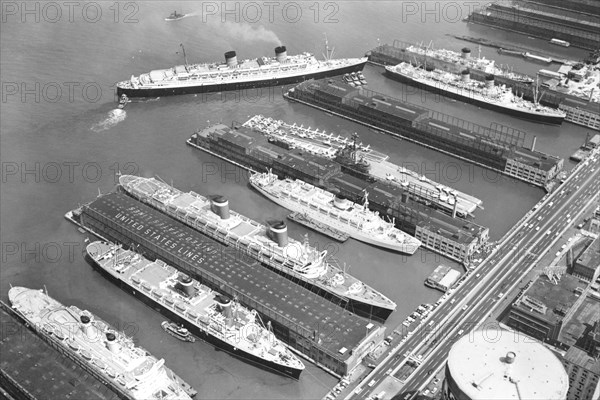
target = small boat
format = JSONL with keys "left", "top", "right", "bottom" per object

{"left": 161, "top": 321, "right": 195, "bottom": 342}
{"left": 165, "top": 10, "right": 186, "bottom": 21}
{"left": 118, "top": 94, "right": 130, "bottom": 109}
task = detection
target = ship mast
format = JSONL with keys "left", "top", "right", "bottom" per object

{"left": 179, "top": 43, "right": 189, "bottom": 67}
{"left": 323, "top": 33, "right": 334, "bottom": 61}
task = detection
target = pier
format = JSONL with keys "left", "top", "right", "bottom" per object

{"left": 76, "top": 191, "right": 386, "bottom": 377}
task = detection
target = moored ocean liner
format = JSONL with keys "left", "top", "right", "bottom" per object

{"left": 86, "top": 240, "right": 305, "bottom": 379}
{"left": 8, "top": 286, "right": 194, "bottom": 399}
{"left": 117, "top": 44, "right": 367, "bottom": 98}
{"left": 385, "top": 62, "right": 566, "bottom": 124}
{"left": 119, "top": 174, "right": 396, "bottom": 321}
{"left": 404, "top": 44, "right": 534, "bottom": 83}
{"left": 249, "top": 170, "right": 422, "bottom": 254}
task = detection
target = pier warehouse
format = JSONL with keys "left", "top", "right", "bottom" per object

{"left": 188, "top": 124, "right": 489, "bottom": 262}
{"left": 80, "top": 192, "right": 385, "bottom": 377}
{"left": 285, "top": 78, "right": 564, "bottom": 189}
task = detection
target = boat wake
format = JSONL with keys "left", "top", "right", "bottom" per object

{"left": 90, "top": 109, "right": 126, "bottom": 132}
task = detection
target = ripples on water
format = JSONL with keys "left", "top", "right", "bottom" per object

{"left": 91, "top": 109, "right": 127, "bottom": 133}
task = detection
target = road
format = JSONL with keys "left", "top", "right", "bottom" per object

{"left": 347, "top": 149, "right": 600, "bottom": 400}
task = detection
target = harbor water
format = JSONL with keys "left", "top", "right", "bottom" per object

{"left": 0, "top": 2, "right": 593, "bottom": 398}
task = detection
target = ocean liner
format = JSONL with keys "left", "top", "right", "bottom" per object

{"left": 405, "top": 45, "right": 534, "bottom": 83}
{"left": 385, "top": 62, "right": 566, "bottom": 124}
{"left": 86, "top": 241, "right": 305, "bottom": 379}
{"left": 116, "top": 44, "right": 367, "bottom": 98}
{"left": 119, "top": 174, "right": 396, "bottom": 321}
{"left": 8, "top": 286, "right": 194, "bottom": 399}
{"left": 249, "top": 170, "right": 422, "bottom": 254}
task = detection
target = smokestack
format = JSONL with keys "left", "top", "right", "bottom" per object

{"left": 80, "top": 314, "right": 95, "bottom": 338}
{"left": 485, "top": 74, "right": 495, "bottom": 89}
{"left": 105, "top": 331, "right": 119, "bottom": 353}
{"left": 531, "top": 135, "right": 537, "bottom": 152}
{"left": 452, "top": 195, "right": 458, "bottom": 218}
{"left": 275, "top": 46, "right": 287, "bottom": 63}
{"left": 269, "top": 221, "right": 289, "bottom": 247}
{"left": 179, "top": 275, "right": 195, "bottom": 297}
{"left": 461, "top": 69, "right": 470, "bottom": 83}
{"left": 215, "top": 296, "right": 233, "bottom": 327}
{"left": 211, "top": 196, "right": 230, "bottom": 220}
{"left": 224, "top": 51, "right": 238, "bottom": 67}
{"left": 462, "top": 47, "right": 471, "bottom": 59}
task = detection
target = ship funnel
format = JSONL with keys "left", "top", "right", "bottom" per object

{"left": 268, "top": 221, "right": 289, "bottom": 247}
{"left": 215, "top": 295, "right": 233, "bottom": 327}
{"left": 224, "top": 51, "right": 238, "bottom": 67}
{"left": 461, "top": 47, "right": 471, "bottom": 59}
{"left": 485, "top": 74, "right": 495, "bottom": 88}
{"left": 275, "top": 46, "right": 287, "bottom": 63}
{"left": 461, "top": 69, "right": 470, "bottom": 83}
{"left": 211, "top": 196, "right": 230, "bottom": 220}
{"left": 80, "top": 314, "right": 95, "bottom": 338}
{"left": 105, "top": 331, "right": 119, "bottom": 353}
{"left": 178, "top": 274, "right": 195, "bottom": 297}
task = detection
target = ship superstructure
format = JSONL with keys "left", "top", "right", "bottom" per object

{"left": 85, "top": 241, "right": 305, "bottom": 379}
{"left": 118, "top": 174, "right": 396, "bottom": 320}
{"left": 117, "top": 45, "right": 367, "bottom": 98}
{"left": 8, "top": 286, "right": 193, "bottom": 400}
{"left": 249, "top": 170, "right": 422, "bottom": 254}
{"left": 405, "top": 44, "right": 534, "bottom": 83}
{"left": 385, "top": 62, "right": 566, "bottom": 124}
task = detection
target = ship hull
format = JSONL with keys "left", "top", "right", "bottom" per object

{"left": 86, "top": 253, "right": 302, "bottom": 380}
{"left": 117, "top": 62, "right": 366, "bottom": 98}
{"left": 384, "top": 69, "right": 565, "bottom": 125}
{"left": 251, "top": 181, "right": 419, "bottom": 255}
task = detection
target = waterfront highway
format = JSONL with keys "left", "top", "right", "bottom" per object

{"left": 347, "top": 149, "right": 600, "bottom": 400}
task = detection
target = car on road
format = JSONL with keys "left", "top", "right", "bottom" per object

{"left": 462, "top": 304, "right": 468, "bottom": 310}
{"left": 457, "top": 329, "right": 464, "bottom": 336}
{"left": 368, "top": 379, "right": 377, "bottom": 387}
{"left": 536, "top": 226, "right": 540, "bottom": 231}
{"left": 498, "top": 292, "right": 504, "bottom": 299}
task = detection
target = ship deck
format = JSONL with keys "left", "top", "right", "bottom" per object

{"left": 82, "top": 192, "right": 379, "bottom": 361}
{"left": 0, "top": 302, "right": 120, "bottom": 400}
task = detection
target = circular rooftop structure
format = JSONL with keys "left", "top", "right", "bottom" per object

{"left": 445, "top": 329, "right": 569, "bottom": 400}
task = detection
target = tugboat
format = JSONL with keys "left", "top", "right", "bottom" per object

{"left": 118, "top": 94, "right": 130, "bottom": 109}
{"left": 165, "top": 10, "right": 186, "bottom": 21}
{"left": 162, "top": 321, "right": 195, "bottom": 342}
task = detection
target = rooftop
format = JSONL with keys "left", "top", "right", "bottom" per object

{"left": 83, "top": 192, "right": 378, "bottom": 360}
{"left": 514, "top": 274, "right": 583, "bottom": 324}
{"left": 560, "top": 295, "right": 600, "bottom": 347}
{"left": 576, "top": 237, "right": 600, "bottom": 269}
{"left": 447, "top": 329, "right": 569, "bottom": 399}
{"left": 427, "top": 265, "right": 461, "bottom": 287}
{"left": 563, "top": 346, "right": 600, "bottom": 375}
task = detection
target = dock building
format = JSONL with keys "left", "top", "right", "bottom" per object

{"left": 78, "top": 191, "right": 385, "bottom": 377}
{"left": 0, "top": 301, "right": 122, "bottom": 400}
{"left": 424, "top": 265, "right": 461, "bottom": 292}
{"left": 285, "top": 78, "right": 564, "bottom": 189}
{"left": 467, "top": 1, "right": 600, "bottom": 51}
{"left": 188, "top": 124, "right": 489, "bottom": 262}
